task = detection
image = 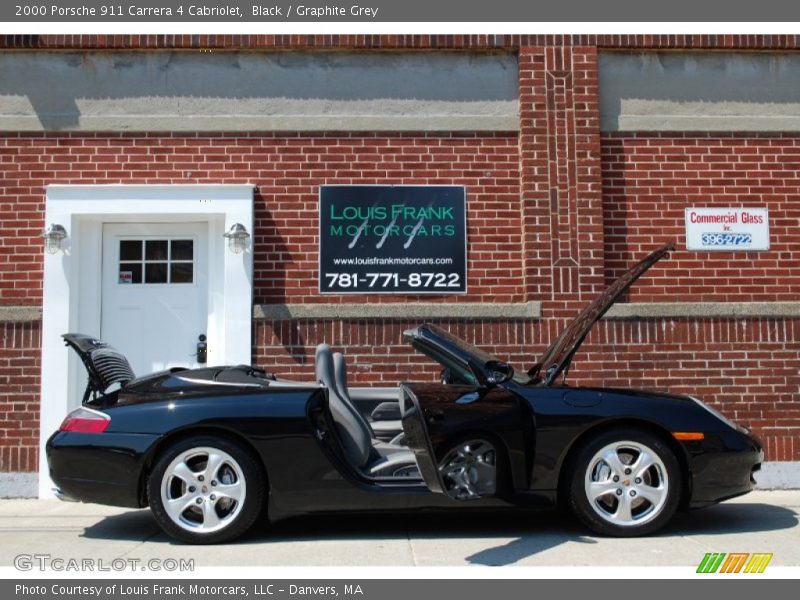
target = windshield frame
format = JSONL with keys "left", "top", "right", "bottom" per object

{"left": 405, "top": 324, "right": 531, "bottom": 386}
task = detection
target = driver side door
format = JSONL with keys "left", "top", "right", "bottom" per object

{"left": 400, "top": 382, "right": 533, "bottom": 500}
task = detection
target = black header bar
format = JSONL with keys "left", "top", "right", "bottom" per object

{"left": 5, "top": 0, "right": 800, "bottom": 23}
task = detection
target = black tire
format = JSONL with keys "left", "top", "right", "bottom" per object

{"left": 147, "top": 434, "right": 266, "bottom": 544}
{"left": 437, "top": 434, "right": 510, "bottom": 500}
{"left": 566, "top": 428, "right": 681, "bottom": 537}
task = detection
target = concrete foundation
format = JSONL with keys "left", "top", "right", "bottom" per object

{"left": 0, "top": 473, "right": 37, "bottom": 498}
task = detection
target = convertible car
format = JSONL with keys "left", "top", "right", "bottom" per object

{"left": 47, "top": 243, "right": 763, "bottom": 544}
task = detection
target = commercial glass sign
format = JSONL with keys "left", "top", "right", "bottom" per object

{"left": 319, "top": 185, "right": 467, "bottom": 294}
{"left": 685, "top": 207, "right": 769, "bottom": 251}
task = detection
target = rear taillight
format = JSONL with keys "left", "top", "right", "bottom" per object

{"left": 59, "top": 407, "right": 110, "bottom": 434}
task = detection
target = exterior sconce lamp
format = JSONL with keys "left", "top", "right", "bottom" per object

{"left": 40, "top": 224, "right": 67, "bottom": 255}
{"left": 223, "top": 223, "right": 250, "bottom": 254}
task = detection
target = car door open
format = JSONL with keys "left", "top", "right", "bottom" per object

{"left": 400, "top": 382, "right": 532, "bottom": 500}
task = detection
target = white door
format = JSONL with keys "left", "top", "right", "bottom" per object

{"left": 101, "top": 223, "right": 208, "bottom": 376}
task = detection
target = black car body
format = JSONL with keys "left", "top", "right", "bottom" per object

{"left": 47, "top": 243, "right": 763, "bottom": 543}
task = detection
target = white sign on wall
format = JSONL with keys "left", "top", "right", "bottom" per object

{"left": 685, "top": 207, "right": 770, "bottom": 251}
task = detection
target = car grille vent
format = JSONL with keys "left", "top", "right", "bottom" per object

{"left": 90, "top": 348, "right": 135, "bottom": 387}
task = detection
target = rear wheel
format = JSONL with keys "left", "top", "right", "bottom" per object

{"left": 148, "top": 435, "right": 265, "bottom": 544}
{"left": 567, "top": 429, "right": 681, "bottom": 537}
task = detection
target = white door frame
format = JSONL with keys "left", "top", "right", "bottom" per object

{"left": 39, "top": 184, "right": 254, "bottom": 498}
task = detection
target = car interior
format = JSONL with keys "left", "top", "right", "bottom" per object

{"left": 314, "top": 343, "right": 421, "bottom": 479}
{"left": 78, "top": 329, "right": 422, "bottom": 479}
{"left": 253, "top": 345, "right": 409, "bottom": 443}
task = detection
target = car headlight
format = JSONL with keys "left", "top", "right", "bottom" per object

{"left": 689, "top": 396, "right": 741, "bottom": 431}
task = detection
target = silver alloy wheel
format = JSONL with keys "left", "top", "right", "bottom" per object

{"left": 439, "top": 439, "right": 496, "bottom": 500}
{"left": 584, "top": 440, "right": 669, "bottom": 527}
{"left": 160, "top": 446, "right": 247, "bottom": 534}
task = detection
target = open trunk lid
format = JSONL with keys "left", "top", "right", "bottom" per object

{"left": 62, "top": 333, "right": 136, "bottom": 403}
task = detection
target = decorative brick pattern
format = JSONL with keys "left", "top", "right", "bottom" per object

{"left": 517, "top": 47, "right": 552, "bottom": 304}
{"left": 543, "top": 46, "right": 604, "bottom": 301}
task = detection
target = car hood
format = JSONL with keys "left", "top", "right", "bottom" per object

{"left": 529, "top": 242, "right": 675, "bottom": 386}
{"left": 568, "top": 385, "right": 696, "bottom": 404}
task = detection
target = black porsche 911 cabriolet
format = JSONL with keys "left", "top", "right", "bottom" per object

{"left": 47, "top": 243, "right": 763, "bottom": 544}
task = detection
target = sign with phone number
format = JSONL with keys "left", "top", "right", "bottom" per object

{"left": 319, "top": 185, "right": 467, "bottom": 294}
{"left": 685, "top": 207, "right": 769, "bottom": 251}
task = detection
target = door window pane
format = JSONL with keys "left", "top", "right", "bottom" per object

{"left": 119, "top": 238, "right": 195, "bottom": 285}
{"left": 170, "top": 263, "right": 194, "bottom": 283}
{"left": 118, "top": 263, "right": 142, "bottom": 284}
{"left": 145, "top": 240, "right": 169, "bottom": 261}
{"left": 120, "top": 240, "right": 142, "bottom": 261}
{"left": 145, "top": 262, "right": 168, "bottom": 284}
{"left": 171, "top": 240, "right": 193, "bottom": 261}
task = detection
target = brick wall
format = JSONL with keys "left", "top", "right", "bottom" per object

{"left": 2, "top": 37, "right": 800, "bottom": 472}
{"left": 252, "top": 133, "right": 522, "bottom": 304}
{"left": 0, "top": 132, "right": 522, "bottom": 305}
{"left": 602, "top": 133, "right": 800, "bottom": 302}
{"left": 0, "top": 322, "right": 40, "bottom": 472}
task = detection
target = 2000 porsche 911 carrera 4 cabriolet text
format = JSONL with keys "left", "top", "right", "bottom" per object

{"left": 47, "top": 243, "right": 763, "bottom": 544}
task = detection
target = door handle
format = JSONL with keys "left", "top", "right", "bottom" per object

{"left": 196, "top": 334, "right": 207, "bottom": 364}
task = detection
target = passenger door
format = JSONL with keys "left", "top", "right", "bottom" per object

{"left": 400, "top": 382, "right": 532, "bottom": 500}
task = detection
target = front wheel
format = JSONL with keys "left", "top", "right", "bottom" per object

{"left": 148, "top": 435, "right": 265, "bottom": 544}
{"left": 567, "top": 429, "right": 682, "bottom": 537}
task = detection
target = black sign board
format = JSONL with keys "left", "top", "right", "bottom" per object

{"left": 319, "top": 185, "right": 467, "bottom": 295}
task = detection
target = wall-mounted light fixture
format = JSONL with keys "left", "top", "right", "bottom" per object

{"left": 40, "top": 224, "right": 67, "bottom": 255}
{"left": 223, "top": 223, "right": 250, "bottom": 254}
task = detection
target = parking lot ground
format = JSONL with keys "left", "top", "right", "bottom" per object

{"left": 0, "top": 490, "right": 797, "bottom": 567}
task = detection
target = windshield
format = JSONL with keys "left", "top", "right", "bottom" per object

{"left": 423, "top": 325, "right": 530, "bottom": 385}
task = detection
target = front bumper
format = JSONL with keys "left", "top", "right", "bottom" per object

{"left": 686, "top": 427, "right": 763, "bottom": 508}
{"left": 46, "top": 430, "right": 161, "bottom": 508}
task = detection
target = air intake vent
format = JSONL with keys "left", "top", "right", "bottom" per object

{"left": 90, "top": 348, "right": 135, "bottom": 387}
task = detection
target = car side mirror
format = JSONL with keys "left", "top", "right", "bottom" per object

{"left": 440, "top": 367, "right": 454, "bottom": 385}
{"left": 484, "top": 360, "right": 514, "bottom": 386}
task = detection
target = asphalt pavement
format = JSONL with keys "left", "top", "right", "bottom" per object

{"left": 0, "top": 491, "right": 797, "bottom": 567}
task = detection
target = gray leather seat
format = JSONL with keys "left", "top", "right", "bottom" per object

{"left": 332, "top": 352, "right": 404, "bottom": 441}
{"left": 315, "top": 344, "right": 418, "bottom": 477}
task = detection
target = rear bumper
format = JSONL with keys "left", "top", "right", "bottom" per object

{"left": 687, "top": 428, "right": 763, "bottom": 508}
{"left": 46, "top": 430, "right": 160, "bottom": 508}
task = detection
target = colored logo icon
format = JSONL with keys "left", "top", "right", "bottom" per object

{"left": 696, "top": 553, "right": 773, "bottom": 573}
